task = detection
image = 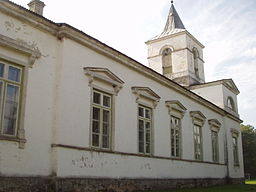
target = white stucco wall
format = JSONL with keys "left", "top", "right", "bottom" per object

{"left": 191, "top": 84, "right": 224, "bottom": 108}
{"left": 0, "top": 11, "right": 58, "bottom": 176}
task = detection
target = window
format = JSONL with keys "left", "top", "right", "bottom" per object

{"left": 193, "top": 48, "right": 199, "bottom": 78}
{"left": 166, "top": 100, "right": 186, "bottom": 158}
{"left": 194, "top": 124, "right": 202, "bottom": 160}
{"left": 138, "top": 105, "right": 152, "bottom": 154}
{"left": 227, "top": 97, "right": 236, "bottom": 112}
{"left": 232, "top": 136, "right": 239, "bottom": 165}
{"left": 190, "top": 111, "right": 206, "bottom": 161}
{"left": 208, "top": 119, "right": 221, "bottom": 163}
{"left": 0, "top": 34, "right": 41, "bottom": 148}
{"left": 132, "top": 87, "right": 160, "bottom": 155}
{"left": 171, "top": 116, "right": 181, "bottom": 158}
{"left": 211, "top": 131, "right": 219, "bottom": 162}
{"left": 0, "top": 63, "right": 22, "bottom": 137}
{"left": 162, "top": 48, "right": 172, "bottom": 75}
{"left": 231, "top": 128, "right": 240, "bottom": 166}
{"left": 91, "top": 90, "right": 112, "bottom": 149}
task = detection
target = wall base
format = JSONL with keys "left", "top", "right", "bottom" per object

{"left": 0, "top": 176, "right": 245, "bottom": 192}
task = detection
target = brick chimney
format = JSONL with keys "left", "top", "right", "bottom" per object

{"left": 28, "top": 0, "right": 45, "bottom": 16}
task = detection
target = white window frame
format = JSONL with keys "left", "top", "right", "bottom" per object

{"left": 138, "top": 105, "right": 152, "bottom": 155}
{"left": 91, "top": 89, "right": 112, "bottom": 150}
{"left": 170, "top": 116, "right": 181, "bottom": 158}
{"left": 0, "top": 62, "right": 22, "bottom": 137}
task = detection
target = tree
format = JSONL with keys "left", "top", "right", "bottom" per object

{"left": 241, "top": 124, "right": 256, "bottom": 179}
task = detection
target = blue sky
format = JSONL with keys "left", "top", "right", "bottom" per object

{"left": 13, "top": 0, "right": 256, "bottom": 127}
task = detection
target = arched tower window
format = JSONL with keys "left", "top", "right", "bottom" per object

{"left": 162, "top": 48, "right": 172, "bottom": 75}
{"left": 227, "top": 97, "right": 236, "bottom": 112}
{"left": 193, "top": 48, "right": 199, "bottom": 78}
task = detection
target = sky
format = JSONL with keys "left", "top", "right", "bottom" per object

{"left": 12, "top": 0, "right": 256, "bottom": 127}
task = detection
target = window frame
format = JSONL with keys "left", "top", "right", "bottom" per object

{"left": 170, "top": 116, "right": 182, "bottom": 158}
{"left": 208, "top": 119, "right": 221, "bottom": 163}
{"left": 231, "top": 128, "right": 240, "bottom": 166}
{"left": 91, "top": 89, "right": 112, "bottom": 150}
{"left": 0, "top": 34, "right": 41, "bottom": 148}
{"left": 192, "top": 47, "right": 199, "bottom": 78}
{"left": 165, "top": 100, "right": 186, "bottom": 159}
{"left": 193, "top": 124, "right": 203, "bottom": 161}
{"left": 162, "top": 48, "right": 172, "bottom": 75}
{"left": 190, "top": 111, "right": 206, "bottom": 161}
{"left": 0, "top": 63, "right": 23, "bottom": 137}
{"left": 138, "top": 104, "right": 152, "bottom": 155}
{"left": 211, "top": 130, "right": 219, "bottom": 162}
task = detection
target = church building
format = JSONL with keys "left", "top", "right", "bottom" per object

{"left": 0, "top": 0, "right": 244, "bottom": 191}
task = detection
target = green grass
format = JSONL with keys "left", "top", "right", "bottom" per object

{"left": 147, "top": 184, "right": 256, "bottom": 192}
{"left": 246, "top": 180, "right": 256, "bottom": 185}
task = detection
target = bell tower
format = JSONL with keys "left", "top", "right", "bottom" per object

{"left": 146, "top": 1, "right": 205, "bottom": 86}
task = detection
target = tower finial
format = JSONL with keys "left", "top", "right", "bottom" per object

{"left": 171, "top": 0, "right": 174, "bottom": 4}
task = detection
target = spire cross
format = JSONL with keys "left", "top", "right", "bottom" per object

{"left": 171, "top": 0, "right": 174, "bottom": 4}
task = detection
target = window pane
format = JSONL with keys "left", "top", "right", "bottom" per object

{"left": 92, "top": 107, "right": 100, "bottom": 120}
{"left": 102, "top": 135, "right": 109, "bottom": 148}
{"left": 103, "top": 95, "right": 111, "bottom": 107}
{"left": 146, "top": 142, "right": 150, "bottom": 153}
{"left": 0, "top": 63, "right": 4, "bottom": 77}
{"left": 8, "top": 66, "right": 21, "bottom": 82}
{"left": 92, "top": 121, "right": 99, "bottom": 133}
{"left": 145, "top": 109, "right": 151, "bottom": 119}
{"left": 103, "top": 123, "right": 109, "bottom": 135}
{"left": 139, "top": 142, "right": 144, "bottom": 153}
{"left": 93, "top": 92, "right": 101, "bottom": 104}
{"left": 103, "top": 110, "right": 110, "bottom": 123}
{"left": 2, "top": 84, "right": 19, "bottom": 135}
{"left": 138, "top": 107, "right": 144, "bottom": 117}
{"left": 92, "top": 134, "right": 99, "bottom": 147}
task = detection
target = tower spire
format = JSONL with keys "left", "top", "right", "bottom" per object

{"left": 162, "top": 3, "right": 185, "bottom": 35}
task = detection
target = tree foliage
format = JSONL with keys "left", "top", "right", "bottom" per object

{"left": 241, "top": 124, "right": 256, "bottom": 178}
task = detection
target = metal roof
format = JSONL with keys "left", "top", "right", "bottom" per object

{"left": 150, "top": 3, "right": 186, "bottom": 40}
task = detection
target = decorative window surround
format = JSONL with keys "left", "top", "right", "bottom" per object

{"left": 131, "top": 87, "right": 160, "bottom": 108}
{"left": 190, "top": 111, "right": 206, "bottom": 127}
{"left": 84, "top": 67, "right": 124, "bottom": 96}
{"left": 0, "top": 35, "right": 41, "bottom": 149}
{"left": 231, "top": 128, "right": 240, "bottom": 137}
{"left": 190, "top": 111, "right": 206, "bottom": 161}
{"left": 85, "top": 67, "right": 124, "bottom": 150}
{"left": 208, "top": 119, "right": 221, "bottom": 132}
{"left": 165, "top": 100, "right": 187, "bottom": 119}
{"left": 0, "top": 34, "right": 41, "bottom": 67}
{"left": 166, "top": 101, "right": 186, "bottom": 158}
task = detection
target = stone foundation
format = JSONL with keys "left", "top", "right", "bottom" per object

{"left": 0, "top": 176, "right": 244, "bottom": 192}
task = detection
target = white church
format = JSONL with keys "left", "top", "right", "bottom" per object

{"left": 0, "top": 0, "right": 244, "bottom": 191}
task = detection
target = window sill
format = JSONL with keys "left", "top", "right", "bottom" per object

{"left": 0, "top": 135, "right": 26, "bottom": 148}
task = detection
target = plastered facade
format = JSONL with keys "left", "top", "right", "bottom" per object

{"left": 0, "top": 0, "right": 244, "bottom": 189}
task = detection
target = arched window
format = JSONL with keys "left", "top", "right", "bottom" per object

{"left": 193, "top": 48, "right": 199, "bottom": 78}
{"left": 227, "top": 97, "right": 236, "bottom": 112}
{"left": 162, "top": 48, "right": 172, "bottom": 75}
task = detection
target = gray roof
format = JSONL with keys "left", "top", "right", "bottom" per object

{"left": 150, "top": 3, "right": 186, "bottom": 41}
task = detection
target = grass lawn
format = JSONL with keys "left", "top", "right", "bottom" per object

{"left": 147, "top": 184, "right": 256, "bottom": 192}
